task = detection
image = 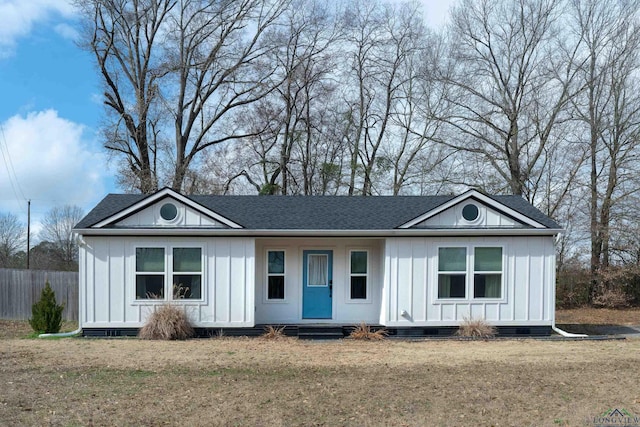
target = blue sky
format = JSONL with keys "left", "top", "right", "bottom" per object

{"left": 0, "top": 0, "right": 116, "bottom": 235}
{"left": 0, "top": 0, "right": 453, "bottom": 236}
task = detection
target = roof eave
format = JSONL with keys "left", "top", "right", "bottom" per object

{"left": 74, "top": 227, "right": 563, "bottom": 237}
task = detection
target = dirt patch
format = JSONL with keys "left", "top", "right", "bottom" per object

{"left": 2, "top": 332, "right": 640, "bottom": 426}
{"left": 0, "top": 320, "right": 78, "bottom": 340}
{"left": 556, "top": 307, "right": 640, "bottom": 325}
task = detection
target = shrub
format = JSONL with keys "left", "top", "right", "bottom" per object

{"left": 29, "top": 282, "right": 64, "bottom": 334}
{"left": 138, "top": 304, "right": 194, "bottom": 340}
{"left": 556, "top": 264, "right": 640, "bottom": 308}
{"left": 592, "top": 288, "right": 631, "bottom": 309}
{"left": 556, "top": 266, "right": 591, "bottom": 308}
{"left": 348, "top": 322, "right": 388, "bottom": 340}
{"left": 261, "top": 325, "right": 286, "bottom": 340}
{"left": 456, "top": 317, "right": 496, "bottom": 338}
{"left": 599, "top": 265, "right": 640, "bottom": 307}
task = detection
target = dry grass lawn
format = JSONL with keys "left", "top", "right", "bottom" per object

{"left": 556, "top": 307, "right": 640, "bottom": 325}
{"left": 1, "top": 314, "right": 640, "bottom": 426}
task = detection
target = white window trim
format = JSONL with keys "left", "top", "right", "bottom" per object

{"left": 158, "top": 201, "right": 183, "bottom": 225}
{"left": 460, "top": 203, "right": 484, "bottom": 226}
{"left": 265, "top": 249, "right": 287, "bottom": 303}
{"left": 436, "top": 246, "right": 468, "bottom": 301}
{"left": 347, "top": 249, "right": 371, "bottom": 303}
{"left": 434, "top": 244, "right": 506, "bottom": 303}
{"left": 132, "top": 244, "right": 205, "bottom": 304}
{"left": 170, "top": 246, "right": 204, "bottom": 302}
{"left": 471, "top": 246, "right": 504, "bottom": 300}
{"left": 134, "top": 246, "right": 166, "bottom": 301}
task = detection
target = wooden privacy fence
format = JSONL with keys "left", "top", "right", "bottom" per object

{"left": 0, "top": 268, "right": 78, "bottom": 321}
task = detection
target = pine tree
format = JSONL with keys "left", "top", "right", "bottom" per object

{"left": 29, "top": 282, "right": 64, "bottom": 333}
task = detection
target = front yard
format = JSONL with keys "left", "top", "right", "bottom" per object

{"left": 556, "top": 307, "right": 640, "bottom": 325}
{"left": 1, "top": 311, "right": 640, "bottom": 426}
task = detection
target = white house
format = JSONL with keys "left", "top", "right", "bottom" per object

{"left": 73, "top": 188, "right": 562, "bottom": 337}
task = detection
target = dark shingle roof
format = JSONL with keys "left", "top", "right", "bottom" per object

{"left": 75, "top": 192, "right": 561, "bottom": 230}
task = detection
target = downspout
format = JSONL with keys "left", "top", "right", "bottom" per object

{"left": 39, "top": 234, "right": 86, "bottom": 339}
{"left": 39, "top": 328, "right": 82, "bottom": 338}
{"left": 551, "top": 321, "right": 588, "bottom": 338}
{"left": 550, "top": 234, "right": 586, "bottom": 338}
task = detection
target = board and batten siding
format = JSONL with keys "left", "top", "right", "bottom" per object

{"left": 79, "top": 236, "right": 255, "bottom": 328}
{"left": 382, "top": 236, "right": 555, "bottom": 327}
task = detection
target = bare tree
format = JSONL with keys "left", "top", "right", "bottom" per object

{"left": 334, "top": 1, "right": 419, "bottom": 195}
{"left": 383, "top": 25, "right": 452, "bottom": 195}
{"left": 39, "top": 205, "right": 84, "bottom": 270}
{"left": 202, "top": 0, "right": 342, "bottom": 195}
{"left": 77, "top": 0, "right": 175, "bottom": 193}
{"left": 197, "top": 1, "right": 459, "bottom": 197}
{"left": 569, "top": 0, "right": 640, "bottom": 292}
{"left": 79, "top": 0, "right": 290, "bottom": 193}
{"left": 340, "top": 0, "right": 394, "bottom": 195}
{"left": 0, "top": 212, "right": 26, "bottom": 268}
{"left": 441, "top": 0, "right": 582, "bottom": 199}
{"left": 258, "top": 0, "right": 340, "bottom": 194}
{"left": 163, "top": 0, "right": 291, "bottom": 191}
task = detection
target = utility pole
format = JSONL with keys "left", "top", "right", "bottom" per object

{"left": 27, "top": 200, "right": 30, "bottom": 269}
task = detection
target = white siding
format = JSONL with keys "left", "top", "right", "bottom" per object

{"left": 254, "top": 238, "right": 384, "bottom": 324}
{"left": 79, "top": 236, "right": 254, "bottom": 328}
{"left": 383, "top": 236, "right": 555, "bottom": 327}
{"left": 78, "top": 233, "right": 556, "bottom": 329}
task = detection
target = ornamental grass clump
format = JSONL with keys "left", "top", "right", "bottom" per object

{"left": 456, "top": 317, "right": 497, "bottom": 339}
{"left": 138, "top": 304, "right": 194, "bottom": 340}
{"left": 349, "top": 322, "right": 388, "bottom": 340}
{"left": 29, "top": 282, "right": 64, "bottom": 334}
{"left": 261, "top": 325, "right": 286, "bottom": 340}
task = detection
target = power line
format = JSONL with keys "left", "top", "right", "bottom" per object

{"left": 0, "top": 123, "right": 28, "bottom": 212}
{"left": 0, "top": 123, "right": 27, "bottom": 199}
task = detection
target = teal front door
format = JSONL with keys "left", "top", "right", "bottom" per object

{"left": 302, "top": 250, "right": 333, "bottom": 319}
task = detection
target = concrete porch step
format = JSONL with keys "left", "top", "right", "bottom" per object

{"left": 297, "top": 326, "right": 346, "bottom": 340}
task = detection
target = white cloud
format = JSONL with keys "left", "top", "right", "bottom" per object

{"left": 54, "top": 22, "right": 80, "bottom": 41}
{"left": 0, "top": 0, "right": 77, "bottom": 57}
{"left": 90, "top": 93, "right": 104, "bottom": 105}
{"left": 0, "top": 109, "right": 110, "bottom": 235}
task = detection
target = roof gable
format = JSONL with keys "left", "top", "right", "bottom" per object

{"left": 398, "top": 190, "right": 549, "bottom": 229}
{"left": 89, "top": 188, "right": 242, "bottom": 229}
{"left": 115, "top": 196, "right": 229, "bottom": 228}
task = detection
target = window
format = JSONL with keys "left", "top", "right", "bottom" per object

{"left": 350, "top": 251, "right": 368, "bottom": 299}
{"left": 473, "top": 247, "right": 502, "bottom": 298}
{"left": 172, "top": 248, "right": 202, "bottom": 299}
{"left": 267, "top": 250, "right": 285, "bottom": 300}
{"left": 307, "top": 254, "right": 329, "bottom": 286}
{"left": 462, "top": 203, "right": 479, "bottom": 221}
{"left": 160, "top": 202, "right": 178, "bottom": 221}
{"left": 135, "top": 246, "right": 202, "bottom": 300}
{"left": 136, "top": 248, "right": 165, "bottom": 299}
{"left": 437, "top": 246, "right": 503, "bottom": 300}
{"left": 438, "top": 247, "right": 466, "bottom": 298}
